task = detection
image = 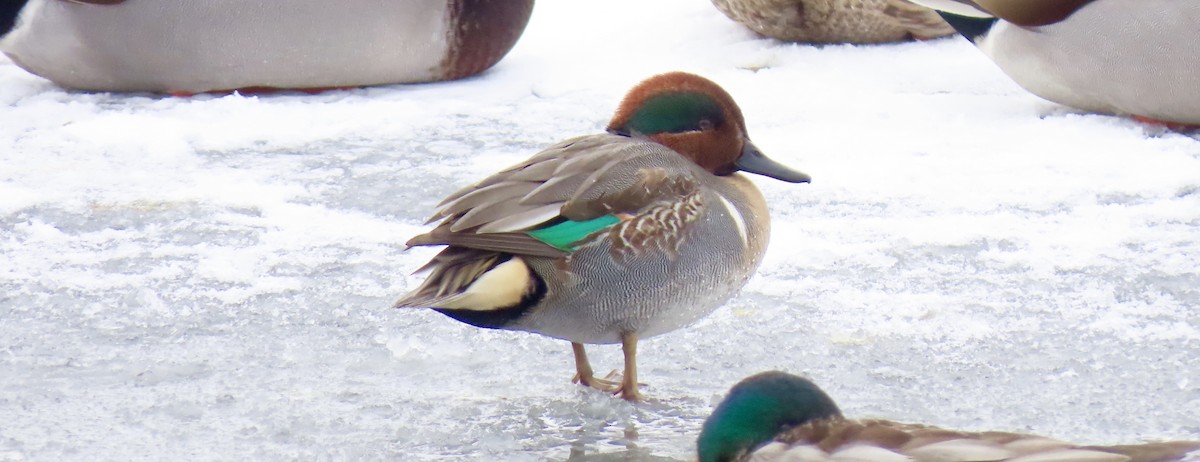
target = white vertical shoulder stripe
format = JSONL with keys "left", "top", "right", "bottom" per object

{"left": 715, "top": 192, "right": 749, "bottom": 250}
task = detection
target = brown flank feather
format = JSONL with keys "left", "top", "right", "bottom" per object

{"left": 774, "top": 418, "right": 1200, "bottom": 462}
{"left": 441, "top": 0, "right": 534, "bottom": 80}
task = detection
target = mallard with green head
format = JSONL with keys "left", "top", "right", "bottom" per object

{"left": 699, "top": 371, "right": 1200, "bottom": 462}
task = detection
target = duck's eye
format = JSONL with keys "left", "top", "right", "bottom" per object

{"left": 698, "top": 119, "right": 715, "bottom": 131}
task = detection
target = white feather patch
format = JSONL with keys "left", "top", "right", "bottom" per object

{"left": 434, "top": 258, "right": 531, "bottom": 311}
{"left": 475, "top": 203, "right": 561, "bottom": 233}
{"left": 832, "top": 444, "right": 913, "bottom": 462}
{"left": 715, "top": 192, "right": 749, "bottom": 250}
{"left": 1005, "top": 449, "right": 1131, "bottom": 462}
{"left": 906, "top": 439, "right": 1013, "bottom": 462}
{"left": 1004, "top": 437, "right": 1073, "bottom": 454}
{"left": 766, "top": 443, "right": 826, "bottom": 461}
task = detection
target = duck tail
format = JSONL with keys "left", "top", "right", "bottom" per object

{"left": 393, "top": 247, "right": 542, "bottom": 313}
{"left": 884, "top": 0, "right": 955, "bottom": 39}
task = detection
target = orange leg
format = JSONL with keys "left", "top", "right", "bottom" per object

{"left": 1132, "top": 115, "right": 1200, "bottom": 131}
{"left": 571, "top": 342, "right": 619, "bottom": 392}
{"left": 570, "top": 337, "right": 645, "bottom": 401}
{"left": 169, "top": 85, "right": 358, "bottom": 98}
{"left": 614, "top": 333, "right": 642, "bottom": 401}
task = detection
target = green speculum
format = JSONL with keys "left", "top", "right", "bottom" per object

{"left": 527, "top": 215, "right": 620, "bottom": 251}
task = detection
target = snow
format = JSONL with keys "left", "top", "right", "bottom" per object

{"left": 2, "top": 1, "right": 1198, "bottom": 461}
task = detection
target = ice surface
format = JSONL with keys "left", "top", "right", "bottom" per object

{"left": 2, "top": 1, "right": 1198, "bottom": 461}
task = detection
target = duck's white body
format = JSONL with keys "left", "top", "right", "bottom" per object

{"left": 977, "top": 0, "right": 1200, "bottom": 124}
{"left": 0, "top": 0, "right": 532, "bottom": 93}
{"left": 916, "top": 0, "right": 1200, "bottom": 125}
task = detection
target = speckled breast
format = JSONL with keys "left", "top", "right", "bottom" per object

{"left": 517, "top": 174, "right": 772, "bottom": 345}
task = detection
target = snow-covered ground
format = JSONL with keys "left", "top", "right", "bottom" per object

{"left": 2, "top": 1, "right": 1198, "bottom": 461}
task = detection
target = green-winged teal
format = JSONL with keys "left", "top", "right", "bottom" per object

{"left": 395, "top": 72, "right": 811, "bottom": 401}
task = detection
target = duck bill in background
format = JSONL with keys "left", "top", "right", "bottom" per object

{"left": 0, "top": 0, "right": 30, "bottom": 38}
{"left": 905, "top": 0, "right": 993, "bottom": 18}
{"left": 908, "top": 0, "right": 1094, "bottom": 27}
{"left": 904, "top": 0, "right": 997, "bottom": 43}
{"left": 734, "top": 140, "right": 811, "bottom": 183}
